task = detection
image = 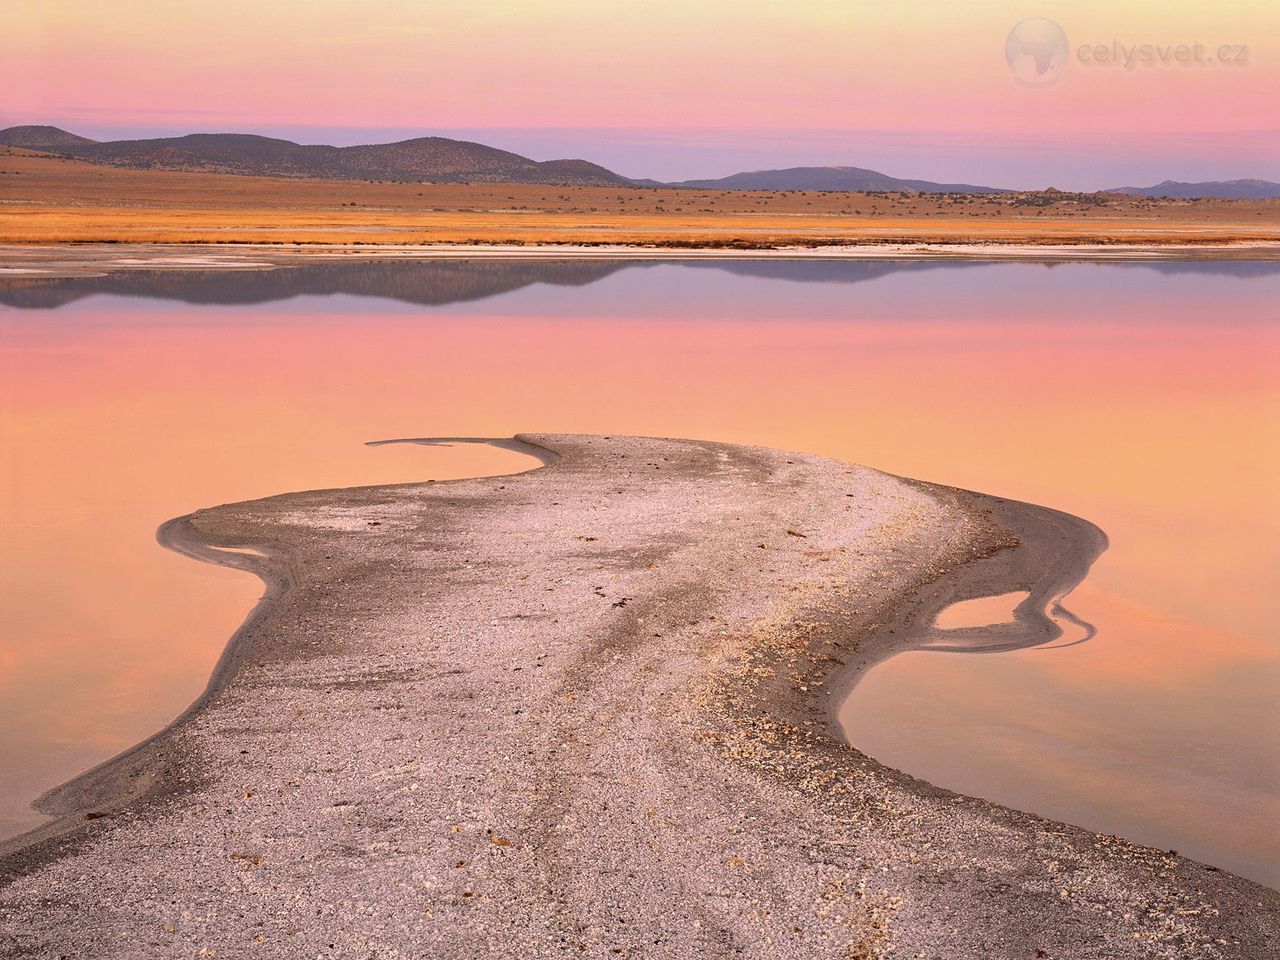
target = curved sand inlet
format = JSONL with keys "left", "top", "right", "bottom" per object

{"left": 0, "top": 435, "right": 1273, "bottom": 959}
{"left": 854, "top": 491, "right": 1106, "bottom": 660}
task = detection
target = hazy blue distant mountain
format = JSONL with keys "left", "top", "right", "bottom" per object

{"left": 1106, "top": 179, "right": 1280, "bottom": 199}
{"left": 667, "top": 165, "right": 1010, "bottom": 193}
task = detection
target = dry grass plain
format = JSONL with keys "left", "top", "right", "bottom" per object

{"left": 2, "top": 147, "right": 1277, "bottom": 247}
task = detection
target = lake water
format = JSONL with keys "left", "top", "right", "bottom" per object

{"left": 1, "top": 258, "right": 1276, "bottom": 886}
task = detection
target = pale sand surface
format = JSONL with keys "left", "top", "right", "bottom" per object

{"left": 0, "top": 435, "right": 1274, "bottom": 958}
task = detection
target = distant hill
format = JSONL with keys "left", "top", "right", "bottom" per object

{"left": 1106, "top": 179, "right": 1280, "bottom": 200}
{"left": 0, "top": 125, "right": 633, "bottom": 186}
{"left": 4, "top": 126, "right": 1274, "bottom": 198}
{"left": 0, "top": 124, "right": 98, "bottom": 148}
{"left": 667, "top": 165, "right": 1011, "bottom": 194}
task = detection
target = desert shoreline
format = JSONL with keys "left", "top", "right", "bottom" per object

{"left": 7, "top": 2, "right": 1278, "bottom": 955}
{"left": 3, "top": 146, "right": 1277, "bottom": 252}
{"left": 1, "top": 240, "right": 1279, "bottom": 284}
{"left": 1, "top": 434, "right": 1274, "bottom": 958}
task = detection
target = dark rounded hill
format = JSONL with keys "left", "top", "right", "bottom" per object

{"left": 0, "top": 125, "right": 634, "bottom": 186}
{"left": 0, "top": 125, "right": 99, "bottom": 148}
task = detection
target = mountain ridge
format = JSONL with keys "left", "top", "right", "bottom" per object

{"left": 667, "top": 165, "right": 1011, "bottom": 194}
{"left": 0, "top": 126, "right": 632, "bottom": 186}
{"left": 1105, "top": 178, "right": 1280, "bottom": 200}
{"left": 2, "top": 125, "right": 1276, "bottom": 197}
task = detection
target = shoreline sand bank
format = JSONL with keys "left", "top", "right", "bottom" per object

{"left": 1, "top": 241, "right": 1280, "bottom": 282}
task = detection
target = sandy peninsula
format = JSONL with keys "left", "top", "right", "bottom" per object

{"left": 0, "top": 435, "right": 1274, "bottom": 959}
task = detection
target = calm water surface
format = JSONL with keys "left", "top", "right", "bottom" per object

{"left": 1, "top": 259, "right": 1276, "bottom": 885}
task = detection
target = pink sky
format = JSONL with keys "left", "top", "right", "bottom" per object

{"left": 3, "top": 0, "right": 1277, "bottom": 187}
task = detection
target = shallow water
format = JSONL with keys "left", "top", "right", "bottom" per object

{"left": 934, "top": 591, "right": 1030, "bottom": 630}
{"left": 1, "top": 258, "right": 1276, "bottom": 885}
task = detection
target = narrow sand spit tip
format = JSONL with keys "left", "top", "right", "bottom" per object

{"left": 1, "top": 434, "right": 1273, "bottom": 959}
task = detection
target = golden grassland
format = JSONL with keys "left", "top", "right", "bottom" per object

{"left": 2, "top": 147, "right": 1277, "bottom": 247}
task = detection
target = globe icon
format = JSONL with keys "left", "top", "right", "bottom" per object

{"left": 1005, "top": 17, "right": 1069, "bottom": 86}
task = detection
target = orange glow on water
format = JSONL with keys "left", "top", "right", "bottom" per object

{"left": 1, "top": 260, "right": 1277, "bottom": 883}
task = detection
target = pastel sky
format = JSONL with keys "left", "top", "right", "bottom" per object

{"left": 3, "top": 0, "right": 1277, "bottom": 188}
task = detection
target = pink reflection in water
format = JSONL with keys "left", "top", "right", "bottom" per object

{"left": 1, "top": 261, "right": 1277, "bottom": 885}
